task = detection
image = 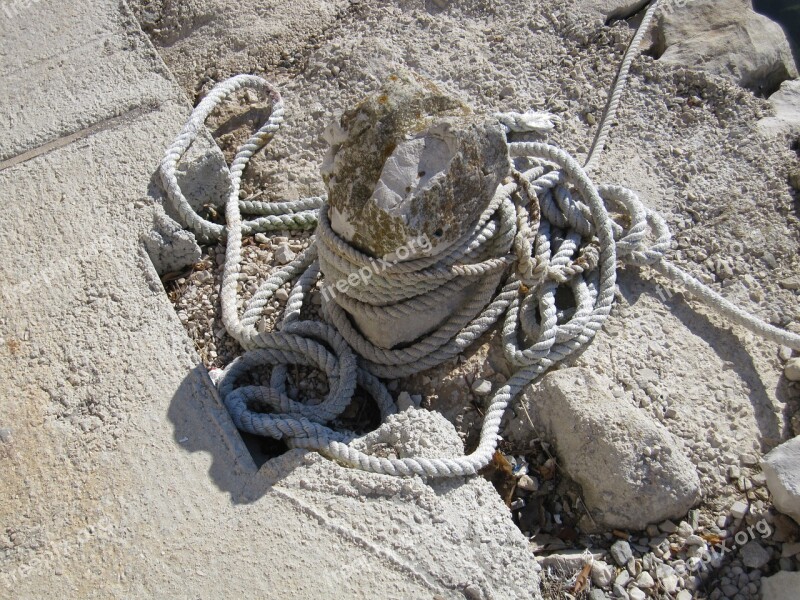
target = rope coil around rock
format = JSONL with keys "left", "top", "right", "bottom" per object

{"left": 159, "top": 1, "right": 800, "bottom": 478}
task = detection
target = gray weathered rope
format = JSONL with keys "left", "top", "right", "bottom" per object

{"left": 159, "top": 0, "right": 800, "bottom": 478}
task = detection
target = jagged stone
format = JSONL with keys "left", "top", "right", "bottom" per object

{"left": 321, "top": 70, "right": 509, "bottom": 259}
{"left": 762, "top": 437, "right": 800, "bottom": 525}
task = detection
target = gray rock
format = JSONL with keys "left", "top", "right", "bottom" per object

{"left": 636, "top": 571, "right": 654, "bottom": 589}
{"left": 142, "top": 206, "right": 202, "bottom": 276}
{"left": 784, "top": 358, "right": 800, "bottom": 382}
{"left": 510, "top": 368, "right": 702, "bottom": 530}
{"left": 274, "top": 244, "right": 296, "bottom": 265}
{"left": 318, "top": 71, "right": 509, "bottom": 349}
{"left": 592, "top": 560, "right": 615, "bottom": 589}
{"left": 760, "top": 571, "right": 800, "bottom": 600}
{"left": 741, "top": 541, "right": 771, "bottom": 569}
{"left": 627, "top": 588, "right": 646, "bottom": 600}
{"left": 610, "top": 540, "right": 633, "bottom": 566}
{"left": 321, "top": 70, "right": 509, "bottom": 259}
{"left": 589, "top": 589, "right": 610, "bottom": 600}
{"left": 762, "top": 437, "right": 800, "bottom": 524}
{"left": 471, "top": 378, "right": 493, "bottom": 395}
{"left": 653, "top": 0, "right": 798, "bottom": 94}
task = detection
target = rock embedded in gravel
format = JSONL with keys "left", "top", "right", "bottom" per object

{"left": 730, "top": 500, "right": 749, "bottom": 520}
{"left": 591, "top": 560, "right": 615, "bottom": 588}
{"left": 628, "top": 587, "right": 646, "bottom": 600}
{"left": 762, "top": 437, "right": 800, "bottom": 524}
{"left": 784, "top": 358, "right": 800, "bottom": 382}
{"left": 274, "top": 244, "right": 296, "bottom": 264}
{"left": 511, "top": 368, "right": 702, "bottom": 530}
{"left": 610, "top": 540, "right": 633, "bottom": 566}
{"left": 741, "top": 541, "right": 771, "bottom": 569}
{"left": 471, "top": 378, "right": 493, "bottom": 395}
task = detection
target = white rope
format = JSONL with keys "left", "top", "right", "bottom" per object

{"left": 159, "top": 0, "right": 800, "bottom": 478}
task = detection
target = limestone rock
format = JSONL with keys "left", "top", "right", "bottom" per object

{"left": 349, "top": 407, "right": 464, "bottom": 460}
{"left": 653, "top": 0, "right": 798, "bottom": 94}
{"left": 784, "top": 357, "right": 800, "bottom": 382}
{"left": 321, "top": 70, "right": 509, "bottom": 259}
{"left": 142, "top": 206, "right": 202, "bottom": 276}
{"left": 762, "top": 437, "right": 800, "bottom": 525}
{"left": 319, "top": 71, "right": 509, "bottom": 349}
{"left": 760, "top": 571, "right": 800, "bottom": 600}
{"left": 509, "top": 367, "right": 702, "bottom": 530}
{"left": 758, "top": 80, "right": 800, "bottom": 137}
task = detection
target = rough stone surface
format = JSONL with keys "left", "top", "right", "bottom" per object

{"left": 318, "top": 71, "right": 509, "bottom": 349}
{"left": 350, "top": 408, "right": 465, "bottom": 460}
{"left": 321, "top": 70, "right": 509, "bottom": 259}
{"left": 610, "top": 540, "right": 634, "bottom": 566}
{"left": 652, "top": 0, "right": 798, "bottom": 94}
{"left": 784, "top": 357, "right": 800, "bottom": 382}
{"left": 142, "top": 207, "right": 202, "bottom": 276}
{"left": 510, "top": 368, "right": 702, "bottom": 530}
{"left": 760, "top": 570, "right": 800, "bottom": 600}
{"left": 762, "top": 437, "right": 800, "bottom": 524}
{"left": 758, "top": 79, "right": 800, "bottom": 137}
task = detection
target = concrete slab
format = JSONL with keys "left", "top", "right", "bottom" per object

{"left": 0, "top": 1, "right": 540, "bottom": 598}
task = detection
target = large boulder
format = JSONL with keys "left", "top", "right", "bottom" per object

{"left": 762, "top": 436, "right": 800, "bottom": 525}
{"left": 507, "top": 367, "right": 702, "bottom": 531}
{"left": 652, "top": 0, "right": 798, "bottom": 94}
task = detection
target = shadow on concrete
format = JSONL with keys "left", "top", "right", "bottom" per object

{"left": 167, "top": 362, "right": 305, "bottom": 504}
{"left": 621, "top": 269, "right": 790, "bottom": 450}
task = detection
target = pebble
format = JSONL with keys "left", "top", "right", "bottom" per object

{"left": 730, "top": 500, "right": 749, "bottom": 519}
{"left": 275, "top": 288, "right": 289, "bottom": 302}
{"left": 275, "top": 244, "right": 296, "bottom": 264}
{"left": 471, "top": 378, "right": 493, "bottom": 395}
{"left": 635, "top": 571, "right": 654, "bottom": 589}
{"left": 686, "top": 534, "right": 705, "bottom": 546}
{"left": 591, "top": 560, "right": 614, "bottom": 589}
{"left": 610, "top": 540, "right": 633, "bottom": 566}
{"left": 659, "top": 519, "right": 678, "bottom": 534}
{"left": 676, "top": 591, "right": 693, "bottom": 600}
{"left": 254, "top": 233, "right": 269, "bottom": 244}
{"left": 740, "top": 454, "right": 759, "bottom": 467}
{"left": 517, "top": 474, "right": 538, "bottom": 492}
{"left": 785, "top": 357, "right": 800, "bottom": 381}
{"left": 740, "top": 541, "right": 771, "bottom": 569}
{"left": 588, "top": 590, "right": 609, "bottom": 600}
{"left": 612, "top": 583, "right": 629, "bottom": 599}
{"left": 627, "top": 587, "right": 646, "bottom": 600}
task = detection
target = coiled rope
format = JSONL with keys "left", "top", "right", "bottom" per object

{"left": 160, "top": 0, "right": 800, "bottom": 478}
